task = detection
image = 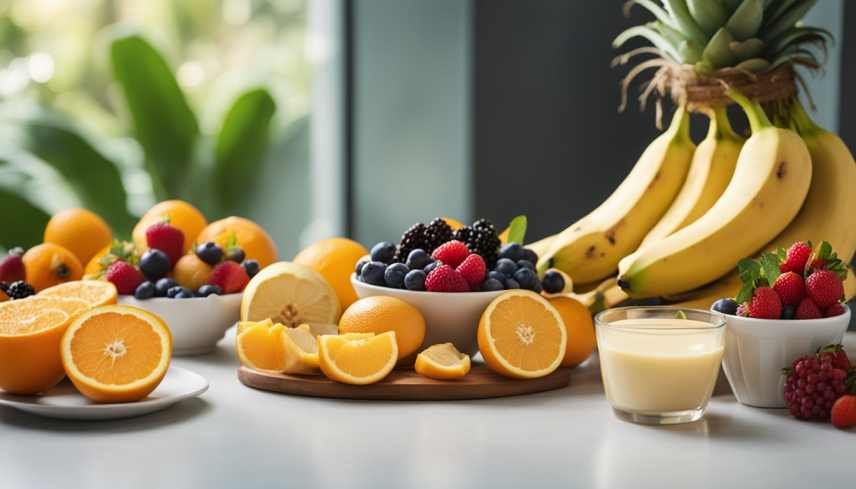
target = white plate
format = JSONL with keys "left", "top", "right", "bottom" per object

{"left": 0, "top": 366, "right": 209, "bottom": 420}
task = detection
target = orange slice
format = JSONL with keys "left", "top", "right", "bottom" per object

{"left": 318, "top": 332, "right": 397, "bottom": 385}
{"left": 39, "top": 280, "right": 118, "bottom": 307}
{"left": 0, "top": 296, "right": 90, "bottom": 324}
{"left": 477, "top": 290, "right": 567, "bottom": 379}
{"left": 415, "top": 343, "right": 471, "bottom": 380}
{"left": 237, "top": 322, "right": 321, "bottom": 375}
{"left": 0, "top": 308, "right": 72, "bottom": 394}
{"left": 61, "top": 305, "right": 172, "bottom": 403}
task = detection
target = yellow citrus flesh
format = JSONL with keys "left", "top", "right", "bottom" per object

{"left": 39, "top": 280, "right": 118, "bottom": 307}
{"left": 548, "top": 296, "right": 596, "bottom": 368}
{"left": 61, "top": 305, "right": 172, "bottom": 403}
{"left": 237, "top": 323, "right": 288, "bottom": 373}
{"left": 241, "top": 262, "right": 341, "bottom": 327}
{"left": 282, "top": 325, "right": 320, "bottom": 374}
{"left": 477, "top": 290, "right": 567, "bottom": 379}
{"left": 133, "top": 200, "right": 208, "bottom": 253}
{"left": 318, "top": 332, "right": 398, "bottom": 385}
{"left": 338, "top": 296, "right": 425, "bottom": 361}
{"left": 0, "top": 308, "right": 71, "bottom": 394}
{"left": 414, "top": 343, "right": 471, "bottom": 380}
{"left": 293, "top": 237, "right": 369, "bottom": 310}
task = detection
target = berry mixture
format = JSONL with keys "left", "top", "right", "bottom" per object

{"left": 783, "top": 344, "right": 856, "bottom": 426}
{"left": 713, "top": 241, "right": 848, "bottom": 320}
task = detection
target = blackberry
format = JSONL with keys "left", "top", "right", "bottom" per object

{"left": 424, "top": 218, "right": 453, "bottom": 253}
{"left": 472, "top": 218, "right": 496, "bottom": 234}
{"left": 6, "top": 280, "right": 35, "bottom": 300}
{"left": 455, "top": 226, "right": 500, "bottom": 265}
{"left": 395, "top": 223, "right": 427, "bottom": 262}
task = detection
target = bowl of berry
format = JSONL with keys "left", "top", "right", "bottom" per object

{"left": 712, "top": 241, "right": 851, "bottom": 408}
{"left": 351, "top": 218, "right": 568, "bottom": 356}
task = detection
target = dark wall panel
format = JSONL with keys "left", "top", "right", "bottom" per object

{"left": 841, "top": 2, "right": 856, "bottom": 149}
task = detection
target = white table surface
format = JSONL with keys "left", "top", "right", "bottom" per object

{"left": 2, "top": 330, "right": 855, "bottom": 489}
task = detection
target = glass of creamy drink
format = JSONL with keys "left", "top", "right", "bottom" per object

{"left": 595, "top": 306, "right": 726, "bottom": 425}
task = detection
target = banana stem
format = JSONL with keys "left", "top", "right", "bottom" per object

{"left": 668, "top": 104, "right": 691, "bottom": 142}
{"left": 726, "top": 89, "right": 771, "bottom": 133}
{"left": 711, "top": 106, "right": 740, "bottom": 141}
{"left": 789, "top": 98, "right": 824, "bottom": 137}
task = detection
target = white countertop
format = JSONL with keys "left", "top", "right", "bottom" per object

{"left": 2, "top": 330, "right": 855, "bottom": 489}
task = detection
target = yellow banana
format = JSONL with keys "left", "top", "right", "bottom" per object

{"left": 537, "top": 106, "right": 695, "bottom": 283}
{"left": 618, "top": 91, "right": 812, "bottom": 298}
{"left": 525, "top": 234, "right": 556, "bottom": 260}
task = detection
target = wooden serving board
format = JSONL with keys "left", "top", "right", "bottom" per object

{"left": 238, "top": 365, "right": 571, "bottom": 401}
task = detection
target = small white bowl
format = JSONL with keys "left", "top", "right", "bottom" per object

{"left": 718, "top": 305, "right": 851, "bottom": 408}
{"left": 351, "top": 274, "right": 504, "bottom": 356}
{"left": 118, "top": 294, "right": 242, "bottom": 356}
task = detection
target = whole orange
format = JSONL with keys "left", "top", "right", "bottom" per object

{"left": 338, "top": 296, "right": 426, "bottom": 361}
{"left": 44, "top": 208, "right": 113, "bottom": 265}
{"left": 132, "top": 200, "right": 208, "bottom": 253}
{"left": 173, "top": 254, "right": 213, "bottom": 291}
{"left": 548, "top": 296, "right": 596, "bottom": 368}
{"left": 23, "top": 243, "right": 83, "bottom": 291}
{"left": 293, "top": 238, "right": 368, "bottom": 310}
{"left": 196, "top": 216, "right": 278, "bottom": 267}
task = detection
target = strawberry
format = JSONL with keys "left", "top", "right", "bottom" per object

{"left": 824, "top": 302, "right": 846, "bottom": 318}
{"left": 425, "top": 264, "right": 470, "bottom": 292}
{"left": 456, "top": 254, "right": 486, "bottom": 288}
{"left": 208, "top": 261, "right": 249, "bottom": 294}
{"left": 805, "top": 270, "right": 844, "bottom": 309}
{"left": 747, "top": 287, "right": 781, "bottom": 319}
{"left": 779, "top": 241, "right": 812, "bottom": 274}
{"left": 795, "top": 297, "right": 822, "bottom": 320}
{"left": 772, "top": 271, "right": 805, "bottom": 306}
{"left": 105, "top": 261, "right": 145, "bottom": 295}
{"left": 831, "top": 395, "right": 856, "bottom": 430}
{"left": 0, "top": 247, "right": 25, "bottom": 283}
{"left": 145, "top": 222, "right": 185, "bottom": 267}
{"left": 431, "top": 240, "right": 470, "bottom": 268}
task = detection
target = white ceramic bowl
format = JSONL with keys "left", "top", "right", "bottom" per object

{"left": 718, "top": 305, "right": 850, "bottom": 408}
{"left": 351, "top": 274, "right": 504, "bottom": 356}
{"left": 118, "top": 294, "right": 242, "bottom": 356}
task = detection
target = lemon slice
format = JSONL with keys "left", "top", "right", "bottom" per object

{"left": 241, "top": 262, "right": 341, "bottom": 328}
{"left": 281, "top": 325, "right": 320, "bottom": 374}
{"left": 318, "top": 332, "right": 398, "bottom": 385}
{"left": 415, "top": 343, "right": 471, "bottom": 380}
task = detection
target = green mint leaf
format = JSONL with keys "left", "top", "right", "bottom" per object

{"left": 736, "top": 283, "right": 754, "bottom": 305}
{"left": 674, "top": 310, "right": 687, "bottom": 320}
{"left": 759, "top": 252, "right": 781, "bottom": 286}
{"left": 506, "top": 215, "right": 527, "bottom": 245}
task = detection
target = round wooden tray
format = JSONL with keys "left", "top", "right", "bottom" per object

{"left": 238, "top": 365, "right": 571, "bottom": 401}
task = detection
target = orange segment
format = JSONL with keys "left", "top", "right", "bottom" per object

{"left": 237, "top": 323, "right": 288, "bottom": 373}
{"left": 318, "top": 332, "right": 398, "bottom": 385}
{"left": 0, "top": 308, "right": 72, "bottom": 394}
{"left": 477, "top": 290, "right": 567, "bottom": 379}
{"left": 39, "top": 280, "right": 118, "bottom": 307}
{"left": 415, "top": 343, "right": 471, "bottom": 380}
{"left": 61, "top": 305, "right": 172, "bottom": 403}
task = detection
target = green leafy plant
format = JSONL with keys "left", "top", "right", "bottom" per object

{"left": 0, "top": 31, "right": 278, "bottom": 249}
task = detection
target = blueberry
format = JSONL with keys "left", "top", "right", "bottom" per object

{"left": 155, "top": 278, "right": 178, "bottom": 297}
{"left": 782, "top": 304, "right": 796, "bottom": 320}
{"left": 504, "top": 278, "right": 520, "bottom": 289}
{"left": 197, "top": 284, "right": 222, "bottom": 297}
{"left": 384, "top": 263, "right": 409, "bottom": 288}
{"left": 424, "top": 261, "right": 439, "bottom": 274}
{"left": 166, "top": 286, "right": 185, "bottom": 298}
{"left": 541, "top": 270, "right": 565, "bottom": 294}
{"left": 360, "top": 261, "right": 387, "bottom": 286}
{"left": 499, "top": 243, "right": 524, "bottom": 262}
{"left": 517, "top": 259, "right": 535, "bottom": 271}
{"left": 481, "top": 278, "right": 504, "bottom": 291}
{"left": 225, "top": 247, "right": 246, "bottom": 263}
{"left": 355, "top": 259, "right": 369, "bottom": 276}
{"left": 495, "top": 258, "right": 517, "bottom": 276}
{"left": 175, "top": 288, "right": 195, "bottom": 299}
{"left": 521, "top": 248, "right": 538, "bottom": 265}
{"left": 404, "top": 269, "right": 427, "bottom": 291}
{"left": 242, "top": 259, "right": 261, "bottom": 278}
{"left": 196, "top": 242, "right": 223, "bottom": 265}
{"left": 712, "top": 298, "right": 739, "bottom": 316}
{"left": 406, "top": 249, "right": 432, "bottom": 270}
{"left": 531, "top": 279, "right": 542, "bottom": 293}
{"left": 134, "top": 281, "right": 155, "bottom": 300}
{"left": 139, "top": 249, "right": 171, "bottom": 281}
{"left": 513, "top": 267, "right": 538, "bottom": 290}
{"left": 370, "top": 242, "right": 397, "bottom": 264}
{"left": 488, "top": 270, "right": 507, "bottom": 282}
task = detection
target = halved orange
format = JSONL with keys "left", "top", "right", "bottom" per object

{"left": 0, "top": 307, "right": 72, "bottom": 394}
{"left": 0, "top": 296, "right": 90, "bottom": 324}
{"left": 477, "top": 290, "right": 567, "bottom": 379}
{"left": 318, "top": 332, "right": 397, "bottom": 385}
{"left": 61, "top": 305, "right": 172, "bottom": 403}
{"left": 39, "top": 280, "right": 118, "bottom": 307}
{"left": 414, "top": 343, "right": 471, "bottom": 380}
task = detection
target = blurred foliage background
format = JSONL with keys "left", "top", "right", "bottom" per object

{"left": 0, "top": 0, "right": 310, "bottom": 252}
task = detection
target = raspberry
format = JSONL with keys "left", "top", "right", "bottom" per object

{"left": 431, "top": 240, "right": 470, "bottom": 268}
{"left": 819, "top": 344, "right": 852, "bottom": 371}
{"left": 456, "top": 254, "right": 486, "bottom": 288}
{"left": 425, "top": 264, "right": 469, "bottom": 292}
{"left": 772, "top": 271, "right": 805, "bottom": 306}
{"left": 747, "top": 287, "right": 781, "bottom": 319}
{"left": 824, "top": 302, "right": 846, "bottom": 318}
{"left": 784, "top": 346, "right": 853, "bottom": 421}
{"left": 208, "top": 261, "right": 250, "bottom": 294}
{"left": 105, "top": 261, "right": 145, "bottom": 295}
{"left": 805, "top": 270, "right": 844, "bottom": 309}
{"left": 779, "top": 241, "right": 812, "bottom": 273}
{"left": 795, "top": 297, "right": 822, "bottom": 319}
{"left": 145, "top": 222, "right": 185, "bottom": 267}
{"left": 831, "top": 395, "right": 856, "bottom": 430}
